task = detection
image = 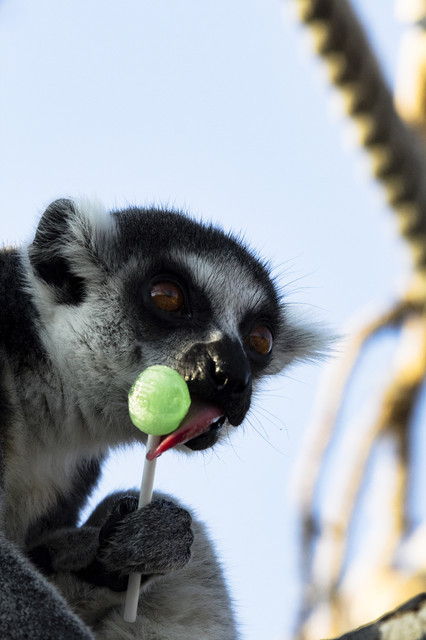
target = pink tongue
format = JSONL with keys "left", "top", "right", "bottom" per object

{"left": 146, "top": 400, "right": 224, "bottom": 460}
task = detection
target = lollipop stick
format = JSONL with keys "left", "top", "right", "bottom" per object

{"left": 123, "top": 433, "right": 160, "bottom": 623}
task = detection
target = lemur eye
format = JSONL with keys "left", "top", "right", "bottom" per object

{"left": 150, "top": 281, "right": 184, "bottom": 311}
{"left": 249, "top": 325, "right": 273, "bottom": 355}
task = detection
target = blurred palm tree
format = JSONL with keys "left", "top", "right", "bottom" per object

{"left": 288, "top": 1, "right": 426, "bottom": 637}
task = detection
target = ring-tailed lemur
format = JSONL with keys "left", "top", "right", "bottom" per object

{"left": 0, "top": 198, "right": 325, "bottom": 639}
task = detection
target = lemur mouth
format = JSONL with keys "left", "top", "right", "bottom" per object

{"left": 146, "top": 399, "right": 226, "bottom": 460}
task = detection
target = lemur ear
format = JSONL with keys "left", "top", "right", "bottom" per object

{"left": 267, "top": 309, "right": 333, "bottom": 374}
{"left": 28, "top": 198, "right": 109, "bottom": 305}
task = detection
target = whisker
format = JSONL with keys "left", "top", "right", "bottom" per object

{"left": 254, "top": 405, "right": 287, "bottom": 432}
{"left": 224, "top": 427, "right": 245, "bottom": 462}
{"left": 245, "top": 415, "right": 287, "bottom": 457}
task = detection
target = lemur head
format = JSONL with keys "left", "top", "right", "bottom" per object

{"left": 25, "top": 199, "right": 324, "bottom": 452}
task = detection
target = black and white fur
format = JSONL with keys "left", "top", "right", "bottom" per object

{"left": 0, "top": 199, "right": 324, "bottom": 639}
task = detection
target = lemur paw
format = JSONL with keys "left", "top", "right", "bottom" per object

{"left": 98, "top": 496, "right": 194, "bottom": 576}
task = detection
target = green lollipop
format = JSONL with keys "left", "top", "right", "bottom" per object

{"left": 124, "top": 365, "right": 191, "bottom": 624}
{"left": 128, "top": 365, "right": 191, "bottom": 435}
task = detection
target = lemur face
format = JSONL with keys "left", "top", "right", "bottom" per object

{"left": 25, "top": 199, "right": 322, "bottom": 453}
{"left": 115, "top": 211, "right": 280, "bottom": 453}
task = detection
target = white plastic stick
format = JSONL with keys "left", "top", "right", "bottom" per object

{"left": 123, "top": 433, "right": 160, "bottom": 623}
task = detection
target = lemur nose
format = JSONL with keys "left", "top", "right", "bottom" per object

{"left": 182, "top": 337, "right": 252, "bottom": 425}
{"left": 209, "top": 357, "right": 251, "bottom": 394}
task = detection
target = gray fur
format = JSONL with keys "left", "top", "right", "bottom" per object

{"left": 0, "top": 198, "right": 325, "bottom": 638}
{"left": 96, "top": 497, "right": 193, "bottom": 575}
{"left": 30, "top": 491, "right": 235, "bottom": 639}
{"left": 0, "top": 531, "right": 95, "bottom": 639}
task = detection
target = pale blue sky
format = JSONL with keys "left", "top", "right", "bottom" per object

{"left": 0, "top": 2, "right": 410, "bottom": 638}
